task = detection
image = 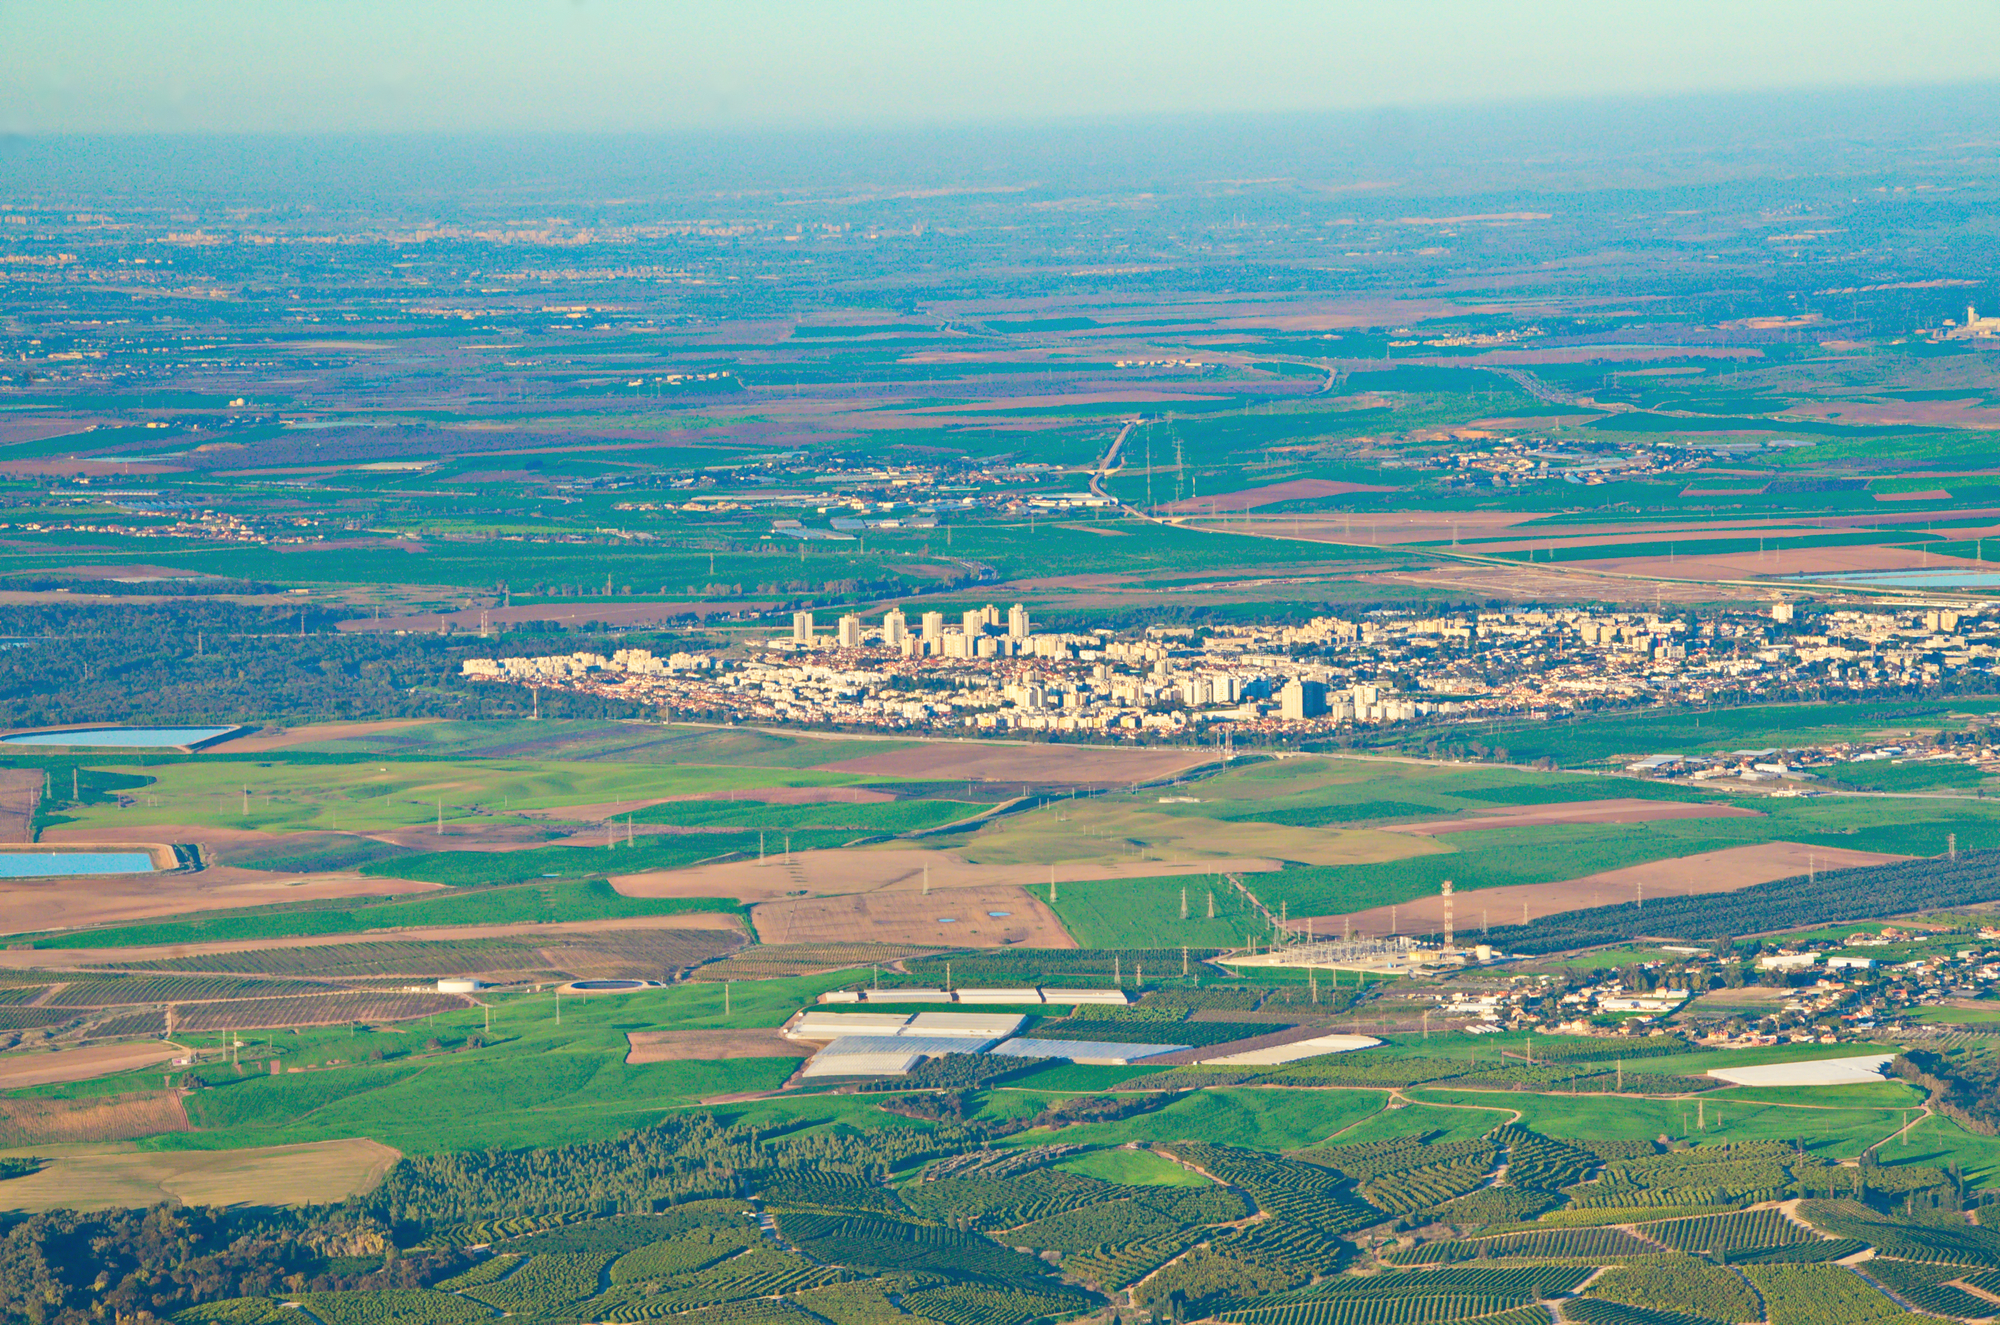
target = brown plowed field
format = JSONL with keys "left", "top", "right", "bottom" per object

{"left": 625, "top": 1029, "right": 811, "bottom": 1063}
{"left": 814, "top": 741, "right": 1217, "bottom": 784}
{"left": 1385, "top": 798, "right": 1762, "bottom": 836}
{"left": 0, "top": 1091, "right": 189, "bottom": 1146}
{"left": 0, "top": 863, "right": 442, "bottom": 939}
{"left": 0, "top": 770, "right": 40, "bottom": 843}
{"left": 223, "top": 720, "right": 444, "bottom": 752}
{"left": 0, "top": 1043, "right": 177, "bottom": 1089}
{"left": 750, "top": 884, "right": 1074, "bottom": 947}
{"left": 0, "top": 1138, "right": 399, "bottom": 1212}
{"left": 1300, "top": 841, "right": 1908, "bottom": 940}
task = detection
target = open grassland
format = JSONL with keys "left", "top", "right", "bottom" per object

{"left": 93, "top": 972, "right": 858, "bottom": 1154}
{"left": 256, "top": 720, "right": 917, "bottom": 770}
{"left": 15, "top": 879, "right": 740, "bottom": 948}
{"left": 955, "top": 801, "right": 1440, "bottom": 870}
{"left": 46, "top": 757, "right": 874, "bottom": 837}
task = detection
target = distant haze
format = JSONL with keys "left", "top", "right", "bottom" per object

{"left": 6, "top": 0, "right": 2000, "bottom": 135}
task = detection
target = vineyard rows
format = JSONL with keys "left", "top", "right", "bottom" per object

{"left": 1583, "top": 1259, "right": 1759, "bottom": 1323}
{"left": 1742, "top": 1264, "right": 1906, "bottom": 1325}
{"left": 460, "top": 1251, "right": 612, "bottom": 1315}
{"left": 776, "top": 1213, "right": 1047, "bottom": 1283}
{"left": 609, "top": 1230, "right": 761, "bottom": 1283}
{"left": 45, "top": 975, "right": 334, "bottom": 1006}
{"left": 291, "top": 1290, "right": 494, "bottom": 1325}
{"left": 1062, "top": 1231, "right": 1205, "bottom": 1289}
{"left": 171, "top": 992, "right": 468, "bottom": 1031}
{"left": 1861, "top": 1258, "right": 2000, "bottom": 1318}
{"left": 897, "top": 1283, "right": 1096, "bottom": 1325}
{"left": 1390, "top": 1229, "right": 1663, "bottom": 1265}
{"left": 1562, "top": 1299, "right": 1728, "bottom": 1325}
{"left": 1490, "top": 1127, "right": 1597, "bottom": 1192}
{"left": 1799, "top": 1201, "right": 2000, "bottom": 1267}
{"left": 1218, "top": 1292, "right": 1540, "bottom": 1325}
{"left": 1359, "top": 1156, "right": 1500, "bottom": 1216}
{"left": 1636, "top": 1209, "right": 1815, "bottom": 1256}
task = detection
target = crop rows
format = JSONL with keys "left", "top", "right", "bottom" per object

{"left": 1727, "top": 1240, "right": 1870, "bottom": 1265}
{"left": 1562, "top": 1300, "right": 1726, "bottom": 1325}
{"left": 603, "top": 1299, "right": 815, "bottom": 1325}
{"left": 1390, "top": 1229, "right": 1663, "bottom": 1265}
{"left": 897, "top": 1283, "right": 1097, "bottom": 1325}
{"left": 506, "top": 1209, "right": 756, "bottom": 1255}
{"left": 1491, "top": 1127, "right": 1597, "bottom": 1192}
{"left": 1431, "top": 1190, "right": 1564, "bottom": 1229}
{"left": 793, "top": 1279, "right": 941, "bottom": 1325}
{"left": 118, "top": 939, "right": 550, "bottom": 978}
{"left": 1360, "top": 1156, "right": 1501, "bottom": 1216}
{"left": 461, "top": 1251, "right": 611, "bottom": 1314}
{"left": 1062, "top": 1230, "right": 1206, "bottom": 1289}
{"left": 45, "top": 975, "right": 334, "bottom": 1006}
{"left": 171, "top": 991, "right": 468, "bottom": 1030}
{"left": 434, "top": 1254, "right": 524, "bottom": 1291}
{"left": 901, "top": 1170, "right": 1110, "bottom": 1228}
{"left": 1742, "top": 1264, "right": 1907, "bottom": 1325}
{"left": 1584, "top": 1260, "right": 1759, "bottom": 1323}
{"left": 1799, "top": 1200, "right": 2000, "bottom": 1267}
{"left": 1572, "top": 1188, "right": 1780, "bottom": 1212}
{"left": 921, "top": 1145, "right": 1091, "bottom": 1183}
{"left": 1637, "top": 1209, "right": 1814, "bottom": 1255}
{"left": 1861, "top": 1258, "right": 1999, "bottom": 1318}
{"left": 610, "top": 1229, "right": 761, "bottom": 1283}
{"left": 1211, "top": 1219, "right": 1352, "bottom": 1275}
{"left": 172, "top": 1299, "right": 297, "bottom": 1325}
{"left": 1163, "top": 1143, "right": 1379, "bottom": 1234}
{"left": 1325, "top": 1141, "right": 1499, "bottom": 1184}
{"left": 291, "top": 1291, "right": 494, "bottom": 1325}
{"left": 1006, "top": 1199, "right": 1184, "bottom": 1252}
{"left": 1477, "top": 850, "right": 2000, "bottom": 955}
{"left": 756, "top": 1170, "right": 909, "bottom": 1216}
{"left": 1218, "top": 1293, "right": 1539, "bottom": 1325}
{"left": 777, "top": 1213, "right": 1047, "bottom": 1283}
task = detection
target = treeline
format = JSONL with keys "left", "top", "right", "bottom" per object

{"left": 377, "top": 1111, "right": 980, "bottom": 1225}
{"left": 1891, "top": 1050, "right": 2000, "bottom": 1136}
{"left": 0, "top": 603, "right": 651, "bottom": 728}
{"left": 1466, "top": 851, "right": 2000, "bottom": 954}
{"left": 0, "top": 1204, "right": 472, "bottom": 1325}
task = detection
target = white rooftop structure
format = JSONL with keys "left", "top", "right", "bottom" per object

{"left": 1705, "top": 1054, "right": 1892, "bottom": 1087}
{"left": 1040, "top": 988, "right": 1134, "bottom": 1004}
{"left": 790, "top": 1011, "right": 911, "bottom": 1040}
{"left": 989, "top": 1037, "right": 1187, "bottom": 1065}
{"left": 953, "top": 988, "right": 1046, "bottom": 1004}
{"left": 798, "top": 1033, "right": 1001, "bottom": 1078}
{"left": 1199, "top": 1034, "right": 1380, "bottom": 1067}
{"left": 906, "top": 1012, "right": 1026, "bottom": 1038}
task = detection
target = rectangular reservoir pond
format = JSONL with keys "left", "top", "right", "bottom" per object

{"left": 0, "top": 726, "right": 237, "bottom": 748}
{"left": 0, "top": 852, "right": 159, "bottom": 877}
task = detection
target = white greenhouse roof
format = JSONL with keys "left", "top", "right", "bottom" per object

{"left": 1200, "top": 1034, "right": 1381, "bottom": 1066}
{"left": 1705, "top": 1054, "right": 1893, "bottom": 1087}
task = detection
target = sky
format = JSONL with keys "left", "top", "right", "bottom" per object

{"left": 6, "top": 0, "right": 2000, "bottom": 135}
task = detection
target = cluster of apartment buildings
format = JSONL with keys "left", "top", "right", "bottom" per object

{"left": 457, "top": 599, "right": 1997, "bottom": 740}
